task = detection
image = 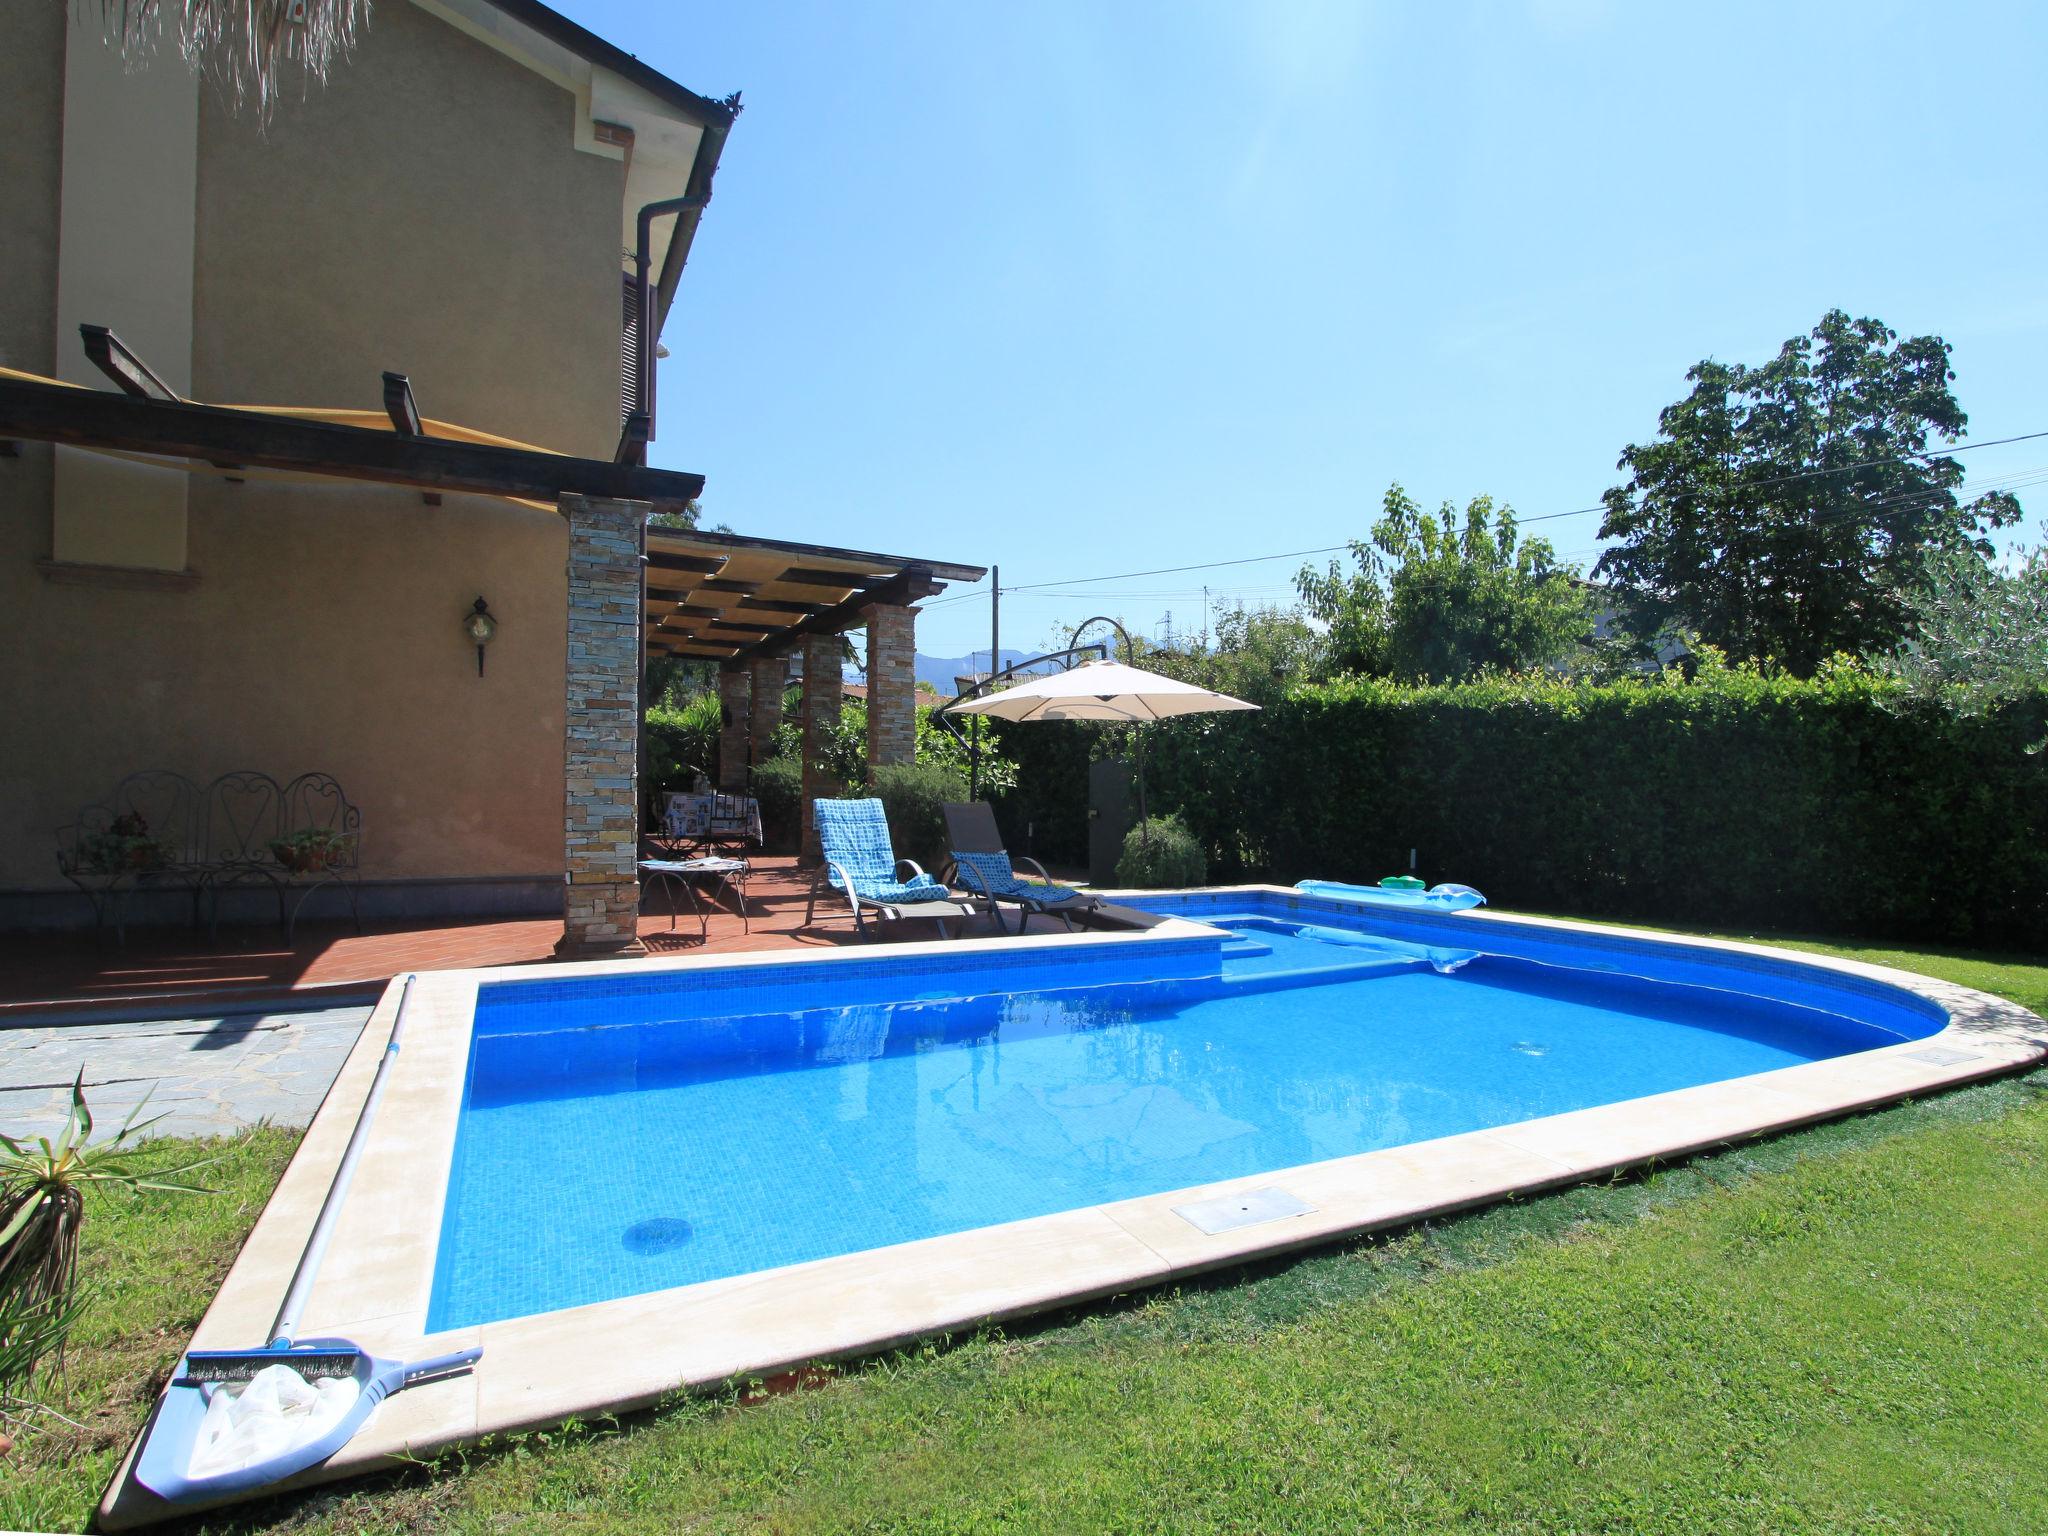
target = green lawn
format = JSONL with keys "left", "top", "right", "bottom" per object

{"left": 7, "top": 934, "right": 2046, "bottom": 1534}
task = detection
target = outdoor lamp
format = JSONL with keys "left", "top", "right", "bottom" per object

{"left": 464, "top": 596, "right": 498, "bottom": 676}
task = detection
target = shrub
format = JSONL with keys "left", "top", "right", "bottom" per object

{"left": 1116, "top": 814, "right": 1208, "bottom": 888}
{"left": 645, "top": 692, "right": 723, "bottom": 796}
{"left": 918, "top": 708, "right": 1019, "bottom": 798}
{"left": 871, "top": 761, "right": 967, "bottom": 872}
{"left": 749, "top": 757, "right": 807, "bottom": 852}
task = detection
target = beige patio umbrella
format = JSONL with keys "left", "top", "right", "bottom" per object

{"left": 947, "top": 656, "right": 1258, "bottom": 829}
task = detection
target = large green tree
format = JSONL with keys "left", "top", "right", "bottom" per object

{"left": 1149, "top": 604, "right": 1327, "bottom": 707}
{"left": 1298, "top": 485, "right": 1593, "bottom": 683}
{"left": 1595, "top": 309, "right": 2022, "bottom": 675}
{"left": 1883, "top": 543, "right": 2048, "bottom": 722}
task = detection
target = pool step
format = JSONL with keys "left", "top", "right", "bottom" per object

{"left": 1212, "top": 952, "right": 1434, "bottom": 997}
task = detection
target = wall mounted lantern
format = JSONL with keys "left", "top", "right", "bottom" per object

{"left": 463, "top": 596, "right": 498, "bottom": 676}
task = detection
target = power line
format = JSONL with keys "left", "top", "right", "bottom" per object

{"left": 1002, "top": 542, "right": 1355, "bottom": 594}
{"left": 995, "top": 427, "right": 2048, "bottom": 595}
{"left": 1514, "top": 427, "right": 2048, "bottom": 529}
{"left": 1549, "top": 463, "right": 2048, "bottom": 570}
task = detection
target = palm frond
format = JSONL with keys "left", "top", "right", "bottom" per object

{"left": 99, "top": 1, "right": 371, "bottom": 118}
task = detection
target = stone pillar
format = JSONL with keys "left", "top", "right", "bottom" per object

{"left": 800, "top": 633, "right": 844, "bottom": 861}
{"left": 749, "top": 655, "right": 787, "bottom": 772}
{"left": 716, "top": 667, "right": 751, "bottom": 791}
{"left": 556, "top": 494, "right": 648, "bottom": 958}
{"left": 865, "top": 602, "right": 917, "bottom": 770}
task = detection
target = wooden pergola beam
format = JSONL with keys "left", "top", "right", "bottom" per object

{"left": 779, "top": 566, "right": 889, "bottom": 591}
{"left": 80, "top": 325, "right": 181, "bottom": 402}
{"left": 651, "top": 528, "right": 983, "bottom": 584}
{"left": 726, "top": 565, "right": 939, "bottom": 664}
{"left": 0, "top": 376, "right": 707, "bottom": 508}
{"left": 381, "top": 371, "right": 423, "bottom": 436}
{"left": 646, "top": 549, "right": 725, "bottom": 576}
{"left": 735, "top": 597, "right": 827, "bottom": 617}
{"left": 651, "top": 641, "right": 742, "bottom": 659}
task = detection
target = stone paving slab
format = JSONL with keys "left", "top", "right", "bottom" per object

{"left": 0, "top": 1005, "right": 371, "bottom": 1142}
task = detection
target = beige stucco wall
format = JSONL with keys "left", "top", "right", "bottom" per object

{"left": 191, "top": 0, "right": 623, "bottom": 456}
{"left": 0, "top": 0, "right": 63, "bottom": 381}
{"left": 50, "top": 11, "right": 198, "bottom": 572}
{"left": 0, "top": 0, "right": 635, "bottom": 906}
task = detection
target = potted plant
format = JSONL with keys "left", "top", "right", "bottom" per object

{"left": 67, "top": 811, "right": 173, "bottom": 877}
{"left": 268, "top": 827, "right": 354, "bottom": 874}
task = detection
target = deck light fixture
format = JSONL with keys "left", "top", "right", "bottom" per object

{"left": 464, "top": 597, "right": 498, "bottom": 676}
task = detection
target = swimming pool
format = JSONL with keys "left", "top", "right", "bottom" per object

{"left": 426, "top": 890, "right": 1943, "bottom": 1330}
{"left": 102, "top": 890, "right": 2044, "bottom": 1528}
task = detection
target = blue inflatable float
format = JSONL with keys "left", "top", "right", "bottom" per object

{"left": 1294, "top": 879, "right": 1487, "bottom": 912}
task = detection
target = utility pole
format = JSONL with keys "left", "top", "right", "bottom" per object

{"left": 969, "top": 566, "right": 998, "bottom": 800}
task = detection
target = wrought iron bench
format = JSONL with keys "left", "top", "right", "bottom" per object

{"left": 57, "top": 770, "right": 363, "bottom": 943}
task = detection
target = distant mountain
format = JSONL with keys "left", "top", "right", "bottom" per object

{"left": 912, "top": 648, "right": 1039, "bottom": 694}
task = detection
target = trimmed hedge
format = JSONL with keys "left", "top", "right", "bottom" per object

{"left": 994, "top": 670, "right": 2048, "bottom": 948}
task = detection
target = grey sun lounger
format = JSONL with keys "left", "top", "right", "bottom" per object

{"left": 941, "top": 801, "right": 1101, "bottom": 935}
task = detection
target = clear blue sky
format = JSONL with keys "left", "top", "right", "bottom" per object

{"left": 562, "top": 0, "right": 2048, "bottom": 662}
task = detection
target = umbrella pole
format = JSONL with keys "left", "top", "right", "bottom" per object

{"left": 1136, "top": 728, "right": 1149, "bottom": 843}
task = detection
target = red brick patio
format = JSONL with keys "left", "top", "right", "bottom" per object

{"left": 0, "top": 857, "right": 1064, "bottom": 1020}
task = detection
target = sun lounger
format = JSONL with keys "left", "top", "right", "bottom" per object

{"left": 806, "top": 798, "right": 970, "bottom": 940}
{"left": 942, "top": 801, "right": 1100, "bottom": 935}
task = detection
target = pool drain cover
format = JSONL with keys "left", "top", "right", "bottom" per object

{"left": 1903, "top": 1046, "right": 1983, "bottom": 1066}
{"left": 623, "top": 1217, "right": 695, "bottom": 1255}
{"left": 1172, "top": 1187, "right": 1315, "bottom": 1236}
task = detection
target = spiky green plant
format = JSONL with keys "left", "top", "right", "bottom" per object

{"left": 0, "top": 1286, "right": 87, "bottom": 1398}
{"left": 0, "top": 1074, "right": 211, "bottom": 1370}
{"left": 98, "top": 1, "right": 371, "bottom": 118}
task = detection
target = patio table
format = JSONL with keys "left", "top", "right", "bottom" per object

{"left": 660, "top": 792, "right": 764, "bottom": 854}
{"left": 639, "top": 855, "right": 751, "bottom": 937}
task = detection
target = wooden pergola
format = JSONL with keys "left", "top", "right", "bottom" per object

{"left": 4, "top": 350, "right": 985, "bottom": 953}
{"left": 643, "top": 527, "right": 983, "bottom": 665}
{"left": 0, "top": 365, "right": 707, "bottom": 510}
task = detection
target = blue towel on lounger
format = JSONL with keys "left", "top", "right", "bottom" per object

{"left": 814, "top": 799, "right": 948, "bottom": 903}
{"left": 952, "top": 850, "right": 1088, "bottom": 907}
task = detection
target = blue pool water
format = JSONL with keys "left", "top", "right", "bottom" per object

{"left": 426, "top": 896, "right": 1944, "bottom": 1329}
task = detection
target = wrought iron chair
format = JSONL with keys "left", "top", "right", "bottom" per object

{"left": 55, "top": 770, "right": 207, "bottom": 942}
{"left": 196, "top": 770, "right": 287, "bottom": 937}
{"left": 268, "top": 773, "right": 363, "bottom": 942}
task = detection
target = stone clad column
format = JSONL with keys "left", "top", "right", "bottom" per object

{"left": 556, "top": 493, "right": 649, "bottom": 958}
{"left": 800, "top": 633, "right": 844, "bottom": 861}
{"left": 864, "top": 603, "right": 917, "bottom": 770}
{"left": 716, "top": 667, "right": 751, "bottom": 791}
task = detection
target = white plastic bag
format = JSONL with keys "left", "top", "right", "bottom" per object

{"left": 186, "top": 1363, "right": 360, "bottom": 1480}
